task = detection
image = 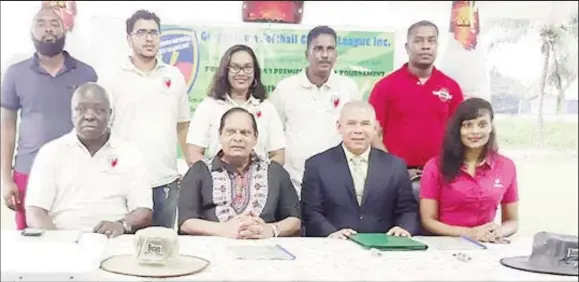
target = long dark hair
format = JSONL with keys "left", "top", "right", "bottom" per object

{"left": 440, "top": 98, "right": 498, "bottom": 183}
{"left": 208, "top": 44, "right": 267, "bottom": 102}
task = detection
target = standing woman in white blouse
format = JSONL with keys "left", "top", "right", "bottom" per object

{"left": 186, "top": 44, "right": 286, "bottom": 165}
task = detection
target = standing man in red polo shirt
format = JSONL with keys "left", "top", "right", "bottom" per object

{"left": 369, "top": 20, "right": 464, "bottom": 177}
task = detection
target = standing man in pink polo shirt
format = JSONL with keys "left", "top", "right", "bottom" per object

{"left": 368, "top": 20, "right": 464, "bottom": 177}
{"left": 419, "top": 98, "right": 519, "bottom": 242}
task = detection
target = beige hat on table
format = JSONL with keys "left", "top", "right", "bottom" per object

{"left": 100, "top": 227, "right": 210, "bottom": 278}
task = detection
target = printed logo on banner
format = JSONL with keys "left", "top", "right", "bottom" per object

{"left": 159, "top": 27, "right": 200, "bottom": 95}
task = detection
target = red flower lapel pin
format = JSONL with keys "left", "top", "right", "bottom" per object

{"left": 332, "top": 95, "right": 340, "bottom": 108}
{"left": 111, "top": 157, "right": 118, "bottom": 168}
{"left": 163, "top": 77, "right": 172, "bottom": 89}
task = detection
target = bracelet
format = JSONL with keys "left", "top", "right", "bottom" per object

{"left": 117, "top": 219, "right": 131, "bottom": 233}
{"left": 270, "top": 223, "right": 280, "bottom": 238}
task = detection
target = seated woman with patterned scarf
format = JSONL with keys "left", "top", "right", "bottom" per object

{"left": 178, "top": 107, "right": 301, "bottom": 239}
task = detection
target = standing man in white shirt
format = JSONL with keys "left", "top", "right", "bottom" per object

{"left": 105, "top": 10, "right": 190, "bottom": 228}
{"left": 269, "top": 26, "right": 360, "bottom": 196}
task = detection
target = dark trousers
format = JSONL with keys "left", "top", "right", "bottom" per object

{"left": 152, "top": 179, "right": 180, "bottom": 228}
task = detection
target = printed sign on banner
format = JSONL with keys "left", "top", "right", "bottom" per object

{"left": 158, "top": 24, "right": 396, "bottom": 113}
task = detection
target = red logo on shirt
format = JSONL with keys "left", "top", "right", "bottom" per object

{"left": 164, "top": 77, "right": 172, "bottom": 88}
{"left": 256, "top": 110, "right": 262, "bottom": 118}
{"left": 111, "top": 158, "right": 118, "bottom": 168}
{"left": 433, "top": 88, "right": 452, "bottom": 102}
{"left": 332, "top": 96, "right": 340, "bottom": 108}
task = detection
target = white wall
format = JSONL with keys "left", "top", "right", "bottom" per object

{"left": 2, "top": 1, "right": 571, "bottom": 75}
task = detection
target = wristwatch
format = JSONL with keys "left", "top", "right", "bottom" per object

{"left": 270, "top": 223, "right": 280, "bottom": 238}
{"left": 118, "top": 219, "right": 132, "bottom": 234}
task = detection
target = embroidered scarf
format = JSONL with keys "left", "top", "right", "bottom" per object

{"left": 204, "top": 153, "right": 270, "bottom": 222}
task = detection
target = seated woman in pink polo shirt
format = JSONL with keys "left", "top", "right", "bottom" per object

{"left": 419, "top": 98, "right": 518, "bottom": 243}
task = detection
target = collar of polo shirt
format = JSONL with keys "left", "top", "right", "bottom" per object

{"left": 298, "top": 68, "right": 338, "bottom": 89}
{"left": 30, "top": 51, "right": 77, "bottom": 72}
{"left": 460, "top": 153, "right": 497, "bottom": 170}
{"left": 63, "top": 130, "right": 118, "bottom": 150}
{"left": 121, "top": 56, "right": 166, "bottom": 75}
{"left": 402, "top": 62, "right": 441, "bottom": 80}
{"left": 221, "top": 94, "right": 261, "bottom": 107}
{"left": 478, "top": 153, "right": 497, "bottom": 169}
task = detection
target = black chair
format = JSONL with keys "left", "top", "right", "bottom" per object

{"left": 410, "top": 174, "right": 431, "bottom": 236}
{"left": 410, "top": 174, "right": 422, "bottom": 201}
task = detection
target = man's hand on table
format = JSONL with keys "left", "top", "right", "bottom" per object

{"left": 238, "top": 216, "right": 274, "bottom": 239}
{"left": 219, "top": 211, "right": 272, "bottom": 239}
{"left": 219, "top": 213, "right": 251, "bottom": 239}
{"left": 328, "top": 228, "right": 357, "bottom": 239}
{"left": 386, "top": 226, "right": 411, "bottom": 237}
{"left": 93, "top": 221, "right": 125, "bottom": 238}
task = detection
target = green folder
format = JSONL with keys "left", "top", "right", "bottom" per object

{"left": 348, "top": 233, "right": 428, "bottom": 251}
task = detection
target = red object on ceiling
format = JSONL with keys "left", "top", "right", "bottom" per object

{"left": 41, "top": 1, "right": 77, "bottom": 33}
{"left": 242, "top": 1, "right": 304, "bottom": 24}
{"left": 449, "top": 1, "right": 480, "bottom": 50}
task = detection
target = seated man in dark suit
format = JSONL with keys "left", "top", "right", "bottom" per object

{"left": 301, "top": 101, "right": 419, "bottom": 239}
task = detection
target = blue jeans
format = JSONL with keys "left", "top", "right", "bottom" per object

{"left": 152, "top": 179, "right": 179, "bottom": 228}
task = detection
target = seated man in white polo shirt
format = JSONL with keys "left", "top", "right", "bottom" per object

{"left": 269, "top": 25, "right": 361, "bottom": 196}
{"left": 25, "top": 83, "right": 153, "bottom": 237}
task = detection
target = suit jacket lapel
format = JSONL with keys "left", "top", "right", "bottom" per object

{"left": 334, "top": 145, "right": 358, "bottom": 206}
{"left": 361, "top": 148, "right": 379, "bottom": 207}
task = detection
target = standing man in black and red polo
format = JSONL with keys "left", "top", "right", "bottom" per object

{"left": 369, "top": 20, "right": 464, "bottom": 177}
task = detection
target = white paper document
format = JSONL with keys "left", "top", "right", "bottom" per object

{"left": 413, "top": 236, "right": 487, "bottom": 251}
{"left": 229, "top": 244, "right": 296, "bottom": 260}
{"left": 1, "top": 231, "right": 108, "bottom": 281}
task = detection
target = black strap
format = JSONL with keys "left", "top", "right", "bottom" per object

{"left": 407, "top": 166, "right": 423, "bottom": 170}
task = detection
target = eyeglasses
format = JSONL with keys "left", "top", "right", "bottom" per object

{"left": 132, "top": 29, "right": 160, "bottom": 38}
{"left": 228, "top": 65, "right": 254, "bottom": 74}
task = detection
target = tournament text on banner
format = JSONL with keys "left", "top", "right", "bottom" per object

{"left": 159, "top": 24, "right": 396, "bottom": 113}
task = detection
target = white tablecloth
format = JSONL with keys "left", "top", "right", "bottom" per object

{"left": 1, "top": 231, "right": 575, "bottom": 281}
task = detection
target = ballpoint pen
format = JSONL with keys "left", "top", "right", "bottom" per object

{"left": 275, "top": 244, "right": 296, "bottom": 260}
{"left": 459, "top": 235, "right": 487, "bottom": 249}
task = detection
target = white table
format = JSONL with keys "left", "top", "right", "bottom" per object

{"left": 1, "top": 231, "right": 575, "bottom": 281}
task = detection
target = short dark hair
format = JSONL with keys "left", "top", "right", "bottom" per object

{"left": 440, "top": 98, "right": 498, "bottom": 183}
{"left": 126, "top": 10, "right": 161, "bottom": 35}
{"left": 306, "top": 25, "right": 337, "bottom": 49}
{"left": 208, "top": 44, "right": 266, "bottom": 102}
{"left": 406, "top": 20, "right": 439, "bottom": 39}
{"left": 73, "top": 82, "right": 111, "bottom": 108}
{"left": 218, "top": 107, "right": 258, "bottom": 137}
